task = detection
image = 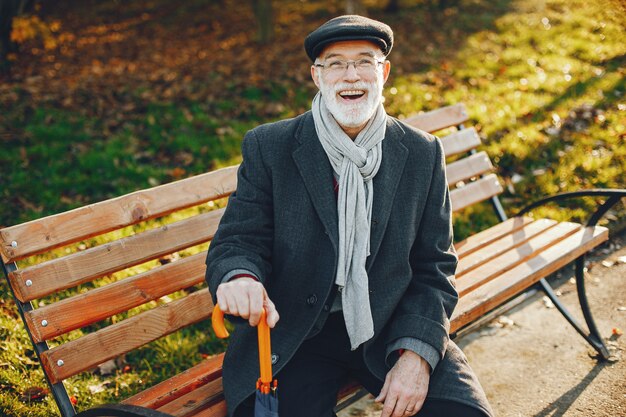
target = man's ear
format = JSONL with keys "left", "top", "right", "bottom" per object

{"left": 311, "top": 65, "right": 321, "bottom": 89}
{"left": 382, "top": 60, "right": 391, "bottom": 84}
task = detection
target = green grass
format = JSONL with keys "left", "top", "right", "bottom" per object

{"left": 1, "top": 0, "right": 625, "bottom": 415}
{"left": 0, "top": 103, "right": 254, "bottom": 225}
{"left": 384, "top": 0, "right": 624, "bottom": 237}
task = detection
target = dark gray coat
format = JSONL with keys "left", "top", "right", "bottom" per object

{"left": 205, "top": 112, "right": 493, "bottom": 417}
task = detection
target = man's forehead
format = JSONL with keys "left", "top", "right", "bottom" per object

{"left": 318, "top": 40, "right": 383, "bottom": 59}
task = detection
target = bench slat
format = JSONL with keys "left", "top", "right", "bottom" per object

{"left": 456, "top": 217, "right": 535, "bottom": 258}
{"left": 456, "top": 222, "right": 582, "bottom": 296}
{"left": 188, "top": 402, "right": 227, "bottom": 417}
{"left": 124, "top": 353, "right": 224, "bottom": 409}
{"left": 156, "top": 378, "right": 223, "bottom": 417}
{"left": 451, "top": 225, "right": 609, "bottom": 332}
{"left": 440, "top": 127, "right": 481, "bottom": 158}
{"left": 457, "top": 219, "right": 558, "bottom": 276}
{"left": 26, "top": 252, "right": 207, "bottom": 343}
{"left": 404, "top": 103, "right": 469, "bottom": 133}
{"left": 446, "top": 151, "right": 493, "bottom": 185}
{"left": 0, "top": 166, "right": 238, "bottom": 262}
{"left": 10, "top": 209, "right": 222, "bottom": 302}
{"left": 40, "top": 289, "right": 213, "bottom": 384}
{"left": 450, "top": 174, "right": 503, "bottom": 212}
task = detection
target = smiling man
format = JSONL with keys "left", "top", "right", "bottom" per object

{"left": 206, "top": 15, "right": 493, "bottom": 417}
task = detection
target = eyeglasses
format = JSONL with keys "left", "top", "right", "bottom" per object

{"left": 314, "top": 58, "right": 385, "bottom": 76}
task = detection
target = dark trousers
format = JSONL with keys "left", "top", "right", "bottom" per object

{"left": 234, "top": 312, "right": 486, "bottom": 417}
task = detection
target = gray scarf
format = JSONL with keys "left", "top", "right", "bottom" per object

{"left": 311, "top": 92, "right": 387, "bottom": 349}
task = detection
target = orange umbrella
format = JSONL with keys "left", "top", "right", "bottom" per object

{"left": 212, "top": 305, "right": 278, "bottom": 416}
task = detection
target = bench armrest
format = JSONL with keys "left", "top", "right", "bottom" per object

{"left": 516, "top": 189, "right": 626, "bottom": 226}
{"left": 75, "top": 404, "right": 174, "bottom": 417}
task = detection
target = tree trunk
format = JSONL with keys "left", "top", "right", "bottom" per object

{"left": 384, "top": 0, "right": 400, "bottom": 13}
{"left": 0, "top": 1, "right": 17, "bottom": 75}
{"left": 251, "top": 0, "right": 273, "bottom": 44}
{"left": 0, "top": 0, "right": 35, "bottom": 76}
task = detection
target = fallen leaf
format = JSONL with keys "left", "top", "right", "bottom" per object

{"left": 19, "top": 386, "right": 49, "bottom": 402}
{"left": 88, "top": 380, "right": 111, "bottom": 394}
{"left": 495, "top": 316, "right": 515, "bottom": 328}
{"left": 97, "top": 359, "right": 118, "bottom": 375}
{"left": 612, "top": 327, "right": 623, "bottom": 336}
{"left": 543, "top": 296, "right": 554, "bottom": 309}
{"left": 158, "top": 252, "right": 180, "bottom": 265}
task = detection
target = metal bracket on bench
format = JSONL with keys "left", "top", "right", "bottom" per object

{"left": 1, "top": 259, "right": 77, "bottom": 417}
{"left": 75, "top": 404, "right": 175, "bottom": 417}
{"left": 538, "top": 258, "right": 610, "bottom": 359}
{"left": 517, "top": 189, "right": 626, "bottom": 360}
{"left": 516, "top": 189, "right": 626, "bottom": 227}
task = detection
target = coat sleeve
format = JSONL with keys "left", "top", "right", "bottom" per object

{"left": 385, "top": 136, "right": 458, "bottom": 365}
{"left": 205, "top": 128, "right": 274, "bottom": 303}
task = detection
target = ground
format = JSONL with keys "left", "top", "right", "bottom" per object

{"left": 340, "top": 230, "right": 626, "bottom": 417}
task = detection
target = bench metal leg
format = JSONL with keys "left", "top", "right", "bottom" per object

{"left": 539, "top": 255, "right": 610, "bottom": 359}
{"left": 2, "top": 259, "right": 78, "bottom": 417}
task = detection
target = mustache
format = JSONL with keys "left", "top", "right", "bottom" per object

{"left": 331, "top": 81, "right": 374, "bottom": 94}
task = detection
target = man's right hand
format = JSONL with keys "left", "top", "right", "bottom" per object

{"left": 215, "top": 277, "right": 280, "bottom": 328}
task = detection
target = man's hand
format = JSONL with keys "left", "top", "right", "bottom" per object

{"left": 216, "top": 277, "right": 280, "bottom": 328}
{"left": 375, "top": 350, "right": 430, "bottom": 417}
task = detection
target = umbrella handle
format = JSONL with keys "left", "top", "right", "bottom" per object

{"left": 211, "top": 305, "right": 273, "bottom": 386}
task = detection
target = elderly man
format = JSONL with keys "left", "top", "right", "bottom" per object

{"left": 206, "top": 15, "right": 493, "bottom": 417}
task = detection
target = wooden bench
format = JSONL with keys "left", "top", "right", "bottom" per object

{"left": 2, "top": 103, "right": 624, "bottom": 417}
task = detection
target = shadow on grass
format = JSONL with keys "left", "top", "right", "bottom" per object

{"left": 542, "top": 53, "right": 626, "bottom": 113}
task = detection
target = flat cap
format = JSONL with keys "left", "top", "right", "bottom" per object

{"left": 304, "top": 15, "right": 393, "bottom": 62}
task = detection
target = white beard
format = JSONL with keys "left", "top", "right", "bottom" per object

{"left": 318, "top": 73, "right": 384, "bottom": 129}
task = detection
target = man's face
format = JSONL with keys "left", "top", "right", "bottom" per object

{"left": 311, "top": 40, "right": 391, "bottom": 130}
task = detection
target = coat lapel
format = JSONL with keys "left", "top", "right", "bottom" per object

{"left": 292, "top": 114, "right": 408, "bottom": 263}
{"left": 292, "top": 113, "right": 339, "bottom": 249}
{"left": 367, "top": 117, "right": 408, "bottom": 270}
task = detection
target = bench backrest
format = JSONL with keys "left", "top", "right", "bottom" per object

{"left": 0, "top": 103, "right": 501, "bottom": 414}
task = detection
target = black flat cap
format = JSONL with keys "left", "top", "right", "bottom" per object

{"left": 304, "top": 15, "right": 393, "bottom": 62}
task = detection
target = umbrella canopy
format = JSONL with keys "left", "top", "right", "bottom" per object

{"left": 213, "top": 305, "right": 279, "bottom": 416}
{"left": 255, "top": 383, "right": 278, "bottom": 417}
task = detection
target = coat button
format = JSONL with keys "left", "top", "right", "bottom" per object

{"left": 271, "top": 353, "right": 279, "bottom": 365}
{"left": 323, "top": 304, "right": 330, "bottom": 312}
{"left": 306, "top": 294, "right": 318, "bottom": 306}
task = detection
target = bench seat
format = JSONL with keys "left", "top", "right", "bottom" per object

{"left": 118, "top": 218, "right": 608, "bottom": 417}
